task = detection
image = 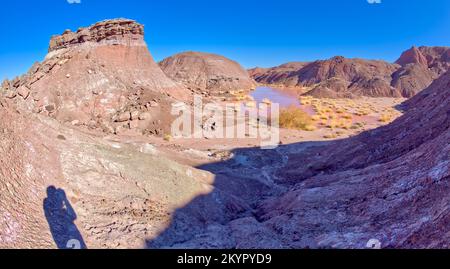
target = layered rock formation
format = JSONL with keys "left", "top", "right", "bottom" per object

{"left": 1, "top": 19, "right": 188, "bottom": 136}
{"left": 0, "top": 100, "right": 216, "bottom": 248}
{"left": 159, "top": 52, "right": 256, "bottom": 96}
{"left": 298, "top": 57, "right": 400, "bottom": 98}
{"left": 395, "top": 46, "right": 429, "bottom": 66}
{"left": 0, "top": 19, "right": 271, "bottom": 249}
{"left": 48, "top": 19, "right": 145, "bottom": 52}
{"left": 250, "top": 46, "right": 450, "bottom": 98}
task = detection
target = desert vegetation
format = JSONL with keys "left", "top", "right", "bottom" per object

{"left": 279, "top": 106, "right": 316, "bottom": 131}
{"left": 274, "top": 95, "right": 404, "bottom": 141}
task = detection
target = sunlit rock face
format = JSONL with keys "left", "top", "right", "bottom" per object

{"left": 392, "top": 46, "right": 450, "bottom": 97}
{"left": 48, "top": 19, "right": 145, "bottom": 52}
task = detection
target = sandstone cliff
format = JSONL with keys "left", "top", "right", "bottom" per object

{"left": 48, "top": 19, "right": 145, "bottom": 52}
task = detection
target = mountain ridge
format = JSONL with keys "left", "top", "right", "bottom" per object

{"left": 249, "top": 46, "right": 450, "bottom": 98}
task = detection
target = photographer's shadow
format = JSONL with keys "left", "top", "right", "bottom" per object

{"left": 43, "top": 186, "right": 87, "bottom": 249}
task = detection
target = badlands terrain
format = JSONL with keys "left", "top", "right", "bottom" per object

{"left": 0, "top": 19, "right": 449, "bottom": 249}
{"left": 249, "top": 46, "right": 450, "bottom": 98}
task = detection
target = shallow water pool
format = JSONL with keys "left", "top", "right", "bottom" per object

{"left": 250, "top": 86, "right": 300, "bottom": 108}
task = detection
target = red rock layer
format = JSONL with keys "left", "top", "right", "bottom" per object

{"left": 49, "top": 19, "right": 145, "bottom": 52}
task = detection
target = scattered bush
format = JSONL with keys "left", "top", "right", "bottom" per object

{"left": 311, "top": 115, "right": 321, "bottom": 121}
{"left": 323, "top": 133, "right": 338, "bottom": 139}
{"left": 303, "top": 124, "right": 317, "bottom": 131}
{"left": 279, "top": 106, "right": 314, "bottom": 131}
{"left": 379, "top": 113, "right": 392, "bottom": 123}
{"left": 163, "top": 134, "right": 172, "bottom": 141}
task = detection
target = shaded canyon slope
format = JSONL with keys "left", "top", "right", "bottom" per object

{"left": 264, "top": 71, "right": 450, "bottom": 248}
{"left": 249, "top": 46, "right": 450, "bottom": 98}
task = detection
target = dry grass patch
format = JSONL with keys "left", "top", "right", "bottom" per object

{"left": 280, "top": 106, "right": 315, "bottom": 131}
{"left": 163, "top": 134, "right": 172, "bottom": 142}
{"left": 379, "top": 113, "right": 393, "bottom": 123}
{"left": 311, "top": 115, "right": 321, "bottom": 121}
{"left": 341, "top": 113, "right": 353, "bottom": 120}
{"left": 323, "top": 133, "right": 338, "bottom": 139}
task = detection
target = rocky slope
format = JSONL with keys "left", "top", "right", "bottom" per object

{"left": 1, "top": 19, "right": 188, "bottom": 136}
{"left": 0, "top": 98, "right": 218, "bottom": 248}
{"left": 250, "top": 46, "right": 450, "bottom": 98}
{"left": 392, "top": 46, "right": 450, "bottom": 97}
{"left": 248, "top": 62, "right": 308, "bottom": 88}
{"left": 159, "top": 51, "right": 256, "bottom": 96}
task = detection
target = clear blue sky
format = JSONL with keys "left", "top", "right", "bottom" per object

{"left": 1, "top": 0, "right": 449, "bottom": 80}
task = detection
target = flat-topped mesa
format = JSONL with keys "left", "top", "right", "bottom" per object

{"left": 3, "top": 18, "right": 189, "bottom": 136}
{"left": 48, "top": 19, "right": 144, "bottom": 52}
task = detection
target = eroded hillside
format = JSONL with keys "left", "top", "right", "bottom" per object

{"left": 249, "top": 46, "right": 450, "bottom": 98}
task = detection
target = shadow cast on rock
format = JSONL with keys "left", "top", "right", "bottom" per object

{"left": 43, "top": 186, "right": 87, "bottom": 249}
{"left": 145, "top": 140, "right": 333, "bottom": 249}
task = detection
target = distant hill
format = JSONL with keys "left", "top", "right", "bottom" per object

{"left": 159, "top": 51, "right": 256, "bottom": 96}
{"left": 249, "top": 46, "right": 450, "bottom": 98}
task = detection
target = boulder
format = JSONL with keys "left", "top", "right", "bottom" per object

{"left": 139, "top": 112, "right": 152, "bottom": 121}
{"left": 1, "top": 79, "right": 10, "bottom": 91}
{"left": 129, "top": 120, "right": 140, "bottom": 129}
{"left": 17, "top": 86, "right": 30, "bottom": 99}
{"left": 5, "top": 90, "right": 17, "bottom": 99}
{"left": 131, "top": 111, "right": 140, "bottom": 121}
{"left": 116, "top": 112, "right": 131, "bottom": 123}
